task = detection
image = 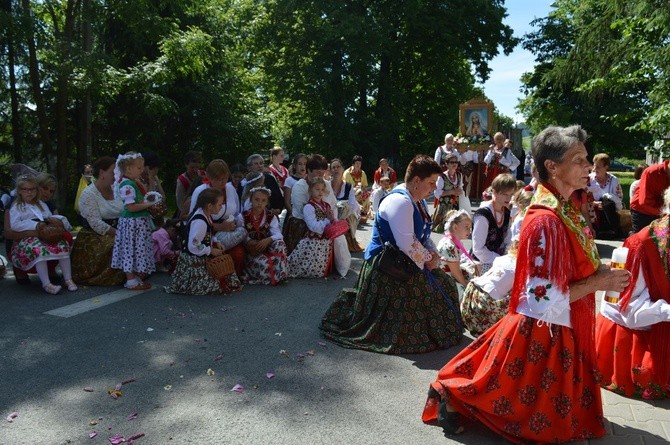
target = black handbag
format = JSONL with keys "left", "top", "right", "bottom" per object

{"left": 373, "top": 218, "right": 420, "bottom": 281}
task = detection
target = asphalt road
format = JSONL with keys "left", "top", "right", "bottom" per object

{"left": 0, "top": 217, "right": 626, "bottom": 445}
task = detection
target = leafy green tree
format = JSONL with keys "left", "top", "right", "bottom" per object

{"left": 519, "top": 0, "right": 653, "bottom": 157}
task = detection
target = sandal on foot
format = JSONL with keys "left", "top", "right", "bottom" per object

{"left": 43, "top": 283, "right": 62, "bottom": 295}
{"left": 437, "top": 395, "right": 464, "bottom": 436}
{"left": 64, "top": 279, "right": 78, "bottom": 291}
{"left": 126, "top": 281, "right": 151, "bottom": 291}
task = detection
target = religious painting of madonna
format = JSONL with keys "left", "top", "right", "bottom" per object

{"left": 459, "top": 99, "right": 494, "bottom": 140}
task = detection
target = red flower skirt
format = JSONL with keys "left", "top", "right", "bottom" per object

{"left": 423, "top": 313, "right": 606, "bottom": 444}
{"left": 596, "top": 314, "right": 670, "bottom": 399}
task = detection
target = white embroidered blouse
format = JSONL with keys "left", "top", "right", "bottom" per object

{"left": 78, "top": 184, "right": 124, "bottom": 235}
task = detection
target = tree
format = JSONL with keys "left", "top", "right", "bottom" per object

{"left": 519, "top": 0, "right": 655, "bottom": 157}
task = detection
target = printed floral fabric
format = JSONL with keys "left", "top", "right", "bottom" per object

{"left": 11, "top": 236, "right": 70, "bottom": 271}
{"left": 596, "top": 315, "right": 670, "bottom": 399}
{"left": 320, "top": 258, "right": 462, "bottom": 354}
{"left": 460, "top": 282, "right": 509, "bottom": 336}
{"left": 242, "top": 239, "right": 288, "bottom": 285}
{"left": 71, "top": 227, "right": 125, "bottom": 286}
{"left": 111, "top": 217, "right": 155, "bottom": 274}
{"left": 533, "top": 184, "right": 599, "bottom": 270}
{"left": 432, "top": 172, "right": 461, "bottom": 233}
{"left": 650, "top": 216, "right": 670, "bottom": 278}
{"left": 165, "top": 251, "right": 241, "bottom": 295}
{"left": 423, "top": 314, "right": 606, "bottom": 443}
{"left": 288, "top": 238, "right": 332, "bottom": 278}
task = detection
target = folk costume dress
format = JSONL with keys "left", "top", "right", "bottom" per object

{"left": 436, "top": 234, "right": 478, "bottom": 290}
{"left": 288, "top": 199, "right": 334, "bottom": 278}
{"left": 471, "top": 201, "right": 511, "bottom": 273}
{"left": 269, "top": 164, "right": 289, "bottom": 188}
{"left": 9, "top": 201, "right": 72, "bottom": 270}
{"left": 332, "top": 180, "right": 364, "bottom": 252}
{"left": 596, "top": 215, "right": 670, "bottom": 399}
{"left": 343, "top": 167, "right": 370, "bottom": 221}
{"left": 432, "top": 171, "right": 463, "bottom": 233}
{"left": 422, "top": 183, "right": 607, "bottom": 444}
{"left": 71, "top": 183, "right": 125, "bottom": 286}
{"left": 241, "top": 208, "right": 288, "bottom": 285}
{"left": 483, "top": 147, "right": 520, "bottom": 191}
{"left": 165, "top": 209, "right": 242, "bottom": 295}
{"left": 111, "top": 177, "right": 155, "bottom": 275}
{"left": 320, "top": 186, "right": 463, "bottom": 354}
{"left": 190, "top": 182, "right": 247, "bottom": 276}
{"left": 460, "top": 254, "right": 515, "bottom": 336}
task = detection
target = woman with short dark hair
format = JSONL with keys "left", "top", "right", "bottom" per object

{"left": 70, "top": 156, "right": 126, "bottom": 286}
{"left": 321, "top": 154, "right": 463, "bottom": 354}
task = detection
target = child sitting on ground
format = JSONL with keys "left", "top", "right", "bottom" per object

{"left": 241, "top": 186, "right": 288, "bottom": 285}
{"left": 437, "top": 209, "right": 480, "bottom": 293}
{"left": 152, "top": 218, "right": 181, "bottom": 273}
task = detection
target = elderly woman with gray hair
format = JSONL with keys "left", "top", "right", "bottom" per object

{"left": 423, "top": 125, "right": 631, "bottom": 442}
{"left": 596, "top": 186, "right": 670, "bottom": 399}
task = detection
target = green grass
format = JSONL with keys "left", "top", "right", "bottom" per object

{"left": 611, "top": 172, "right": 634, "bottom": 208}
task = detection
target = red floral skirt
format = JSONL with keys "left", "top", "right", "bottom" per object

{"left": 422, "top": 313, "right": 606, "bottom": 444}
{"left": 596, "top": 314, "right": 670, "bottom": 399}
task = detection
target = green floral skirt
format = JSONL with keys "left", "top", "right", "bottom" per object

{"left": 320, "top": 255, "right": 463, "bottom": 354}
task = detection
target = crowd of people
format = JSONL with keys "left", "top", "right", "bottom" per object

{"left": 2, "top": 124, "right": 669, "bottom": 443}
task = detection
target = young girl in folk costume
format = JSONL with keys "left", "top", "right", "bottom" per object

{"left": 432, "top": 154, "right": 465, "bottom": 233}
{"left": 268, "top": 146, "right": 289, "bottom": 189}
{"left": 190, "top": 159, "right": 247, "bottom": 276}
{"left": 288, "top": 177, "right": 336, "bottom": 278}
{"left": 9, "top": 176, "right": 78, "bottom": 294}
{"left": 111, "top": 152, "right": 156, "bottom": 290}
{"left": 482, "top": 133, "right": 520, "bottom": 192}
{"left": 166, "top": 188, "right": 242, "bottom": 295}
{"left": 471, "top": 174, "right": 515, "bottom": 273}
{"left": 437, "top": 210, "right": 479, "bottom": 293}
{"left": 241, "top": 187, "right": 288, "bottom": 285}
{"left": 240, "top": 171, "right": 266, "bottom": 212}
{"left": 152, "top": 218, "right": 181, "bottom": 273}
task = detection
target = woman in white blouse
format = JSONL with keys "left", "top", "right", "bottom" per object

{"left": 71, "top": 156, "right": 125, "bottom": 286}
{"left": 329, "top": 158, "right": 363, "bottom": 252}
{"left": 189, "top": 159, "right": 247, "bottom": 277}
{"left": 596, "top": 186, "right": 670, "bottom": 399}
{"left": 587, "top": 153, "right": 625, "bottom": 239}
{"left": 321, "top": 155, "right": 462, "bottom": 354}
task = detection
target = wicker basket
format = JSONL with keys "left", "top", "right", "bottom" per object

{"left": 206, "top": 254, "right": 235, "bottom": 279}
{"left": 37, "top": 218, "right": 65, "bottom": 245}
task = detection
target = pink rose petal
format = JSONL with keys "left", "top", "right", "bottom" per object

{"left": 213, "top": 354, "right": 224, "bottom": 362}
{"left": 266, "top": 372, "right": 275, "bottom": 379}
{"left": 89, "top": 431, "right": 98, "bottom": 439}
{"left": 127, "top": 412, "right": 138, "bottom": 421}
{"left": 114, "top": 383, "right": 122, "bottom": 391}
{"left": 109, "top": 434, "right": 125, "bottom": 445}
{"left": 231, "top": 384, "right": 244, "bottom": 394}
{"left": 6, "top": 412, "right": 18, "bottom": 423}
{"left": 128, "top": 433, "right": 145, "bottom": 441}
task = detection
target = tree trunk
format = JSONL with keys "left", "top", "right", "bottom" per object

{"left": 21, "top": 0, "right": 53, "bottom": 164}
{"left": 54, "top": 0, "right": 78, "bottom": 209}
{"left": 5, "top": 0, "right": 23, "bottom": 161}
{"left": 79, "top": 0, "right": 92, "bottom": 164}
